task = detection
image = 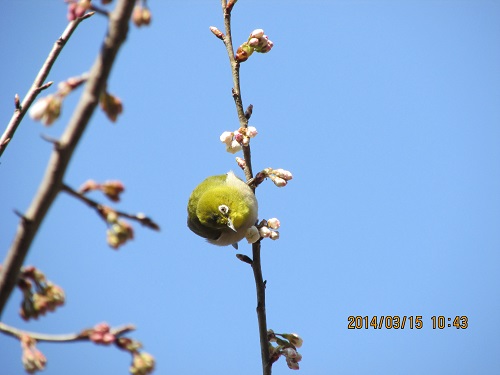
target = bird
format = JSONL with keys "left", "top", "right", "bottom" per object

{"left": 187, "top": 171, "right": 258, "bottom": 248}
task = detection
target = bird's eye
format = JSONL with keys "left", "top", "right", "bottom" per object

{"left": 218, "top": 205, "right": 229, "bottom": 215}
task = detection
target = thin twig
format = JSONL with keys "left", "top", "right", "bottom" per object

{"left": 61, "top": 184, "right": 160, "bottom": 230}
{"left": 219, "top": 2, "right": 271, "bottom": 374}
{"left": 0, "top": 0, "right": 137, "bottom": 318}
{"left": 0, "top": 321, "right": 134, "bottom": 342}
{"left": 0, "top": 12, "right": 94, "bottom": 158}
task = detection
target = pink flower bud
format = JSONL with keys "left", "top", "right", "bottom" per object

{"left": 267, "top": 218, "right": 280, "bottom": 230}
{"left": 259, "top": 226, "right": 271, "bottom": 238}
{"left": 271, "top": 176, "right": 287, "bottom": 187}
{"left": 233, "top": 131, "right": 244, "bottom": 144}
{"left": 247, "top": 126, "right": 258, "bottom": 138}
{"left": 274, "top": 168, "right": 293, "bottom": 180}
{"left": 248, "top": 37, "right": 260, "bottom": 47}
{"left": 250, "top": 29, "right": 265, "bottom": 39}
{"left": 236, "top": 157, "right": 246, "bottom": 169}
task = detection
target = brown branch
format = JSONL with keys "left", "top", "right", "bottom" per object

{"left": 0, "top": 0, "right": 137, "bottom": 318}
{"left": 219, "top": 2, "right": 270, "bottom": 374}
{"left": 0, "top": 12, "right": 94, "bottom": 158}
{"left": 61, "top": 183, "right": 160, "bottom": 230}
{"left": 0, "top": 321, "right": 134, "bottom": 342}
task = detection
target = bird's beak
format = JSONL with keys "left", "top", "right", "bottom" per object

{"left": 227, "top": 218, "right": 237, "bottom": 232}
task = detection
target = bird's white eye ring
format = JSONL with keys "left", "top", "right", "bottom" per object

{"left": 218, "top": 205, "right": 229, "bottom": 215}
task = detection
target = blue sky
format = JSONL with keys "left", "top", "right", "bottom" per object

{"left": 1, "top": 1, "right": 500, "bottom": 374}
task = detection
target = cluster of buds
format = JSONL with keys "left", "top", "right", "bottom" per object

{"left": 116, "top": 338, "right": 155, "bottom": 375}
{"left": 88, "top": 322, "right": 116, "bottom": 345}
{"left": 254, "top": 168, "right": 293, "bottom": 188}
{"left": 220, "top": 126, "right": 258, "bottom": 154}
{"left": 67, "top": 0, "right": 91, "bottom": 21}
{"left": 79, "top": 179, "right": 125, "bottom": 202}
{"left": 132, "top": 2, "right": 152, "bottom": 27}
{"left": 245, "top": 218, "right": 281, "bottom": 244}
{"left": 100, "top": 207, "right": 134, "bottom": 249}
{"left": 18, "top": 266, "right": 65, "bottom": 321}
{"left": 20, "top": 335, "right": 47, "bottom": 374}
{"left": 268, "top": 330, "right": 303, "bottom": 370}
{"left": 259, "top": 218, "right": 280, "bottom": 241}
{"left": 29, "top": 75, "right": 87, "bottom": 126}
{"left": 99, "top": 91, "right": 123, "bottom": 122}
{"left": 236, "top": 29, "right": 274, "bottom": 63}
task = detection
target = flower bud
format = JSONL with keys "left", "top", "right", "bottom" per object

{"left": 233, "top": 131, "right": 244, "bottom": 144}
{"left": 246, "top": 226, "right": 260, "bottom": 244}
{"left": 130, "top": 352, "right": 155, "bottom": 375}
{"left": 250, "top": 29, "right": 265, "bottom": 39}
{"left": 270, "top": 231, "right": 280, "bottom": 241}
{"left": 282, "top": 333, "right": 303, "bottom": 348}
{"left": 273, "top": 168, "right": 293, "bottom": 180}
{"left": 267, "top": 218, "right": 280, "bottom": 230}
{"left": 226, "top": 140, "right": 242, "bottom": 154}
{"left": 235, "top": 157, "right": 246, "bottom": 169}
{"left": 220, "top": 131, "right": 233, "bottom": 145}
{"left": 248, "top": 37, "right": 260, "bottom": 47}
{"left": 210, "top": 26, "right": 224, "bottom": 39}
{"left": 247, "top": 126, "right": 258, "bottom": 138}
{"left": 271, "top": 176, "right": 287, "bottom": 187}
{"left": 259, "top": 226, "right": 271, "bottom": 238}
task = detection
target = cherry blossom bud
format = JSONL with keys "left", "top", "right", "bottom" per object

{"left": 267, "top": 218, "right": 280, "bottom": 230}
{"left": 210, "top": 26, "right": 224, "bottom": 39}
{"left": 250, "top": 29, "right": 265, "bottom": 39}
{"left": 79, "top": 179, "right": 99, "bottom": 193}
{"left": 271, "top": 176, "right": 287, "bottom": 187}
{"left": 246, "top": 226, "right": 260, "bottom": 244}
{"left": 226, "top": 140, "right": 242, "bottom": 154}
{"left": 283, "top": 347, "right": 299, "bottom": 359}
{"left": 286, "top": 356, "right": 300, "bottom": 370}
{"left": 220, "top": 131, "right": 233, "bottom": 145}
{"left": 247, "top": 126, "right": 258, "bottom": 138}
{"left": 259, "top": 226, "right": 271, "bottom": 238}
{"left": 101, "top": 180, "right": 125, "bottom": 202}
{"left": 241, "top": 136, "right": 250, "bottom": 146}
{"left": 233, "top": 131, "right": 244, "bottom": 144}
{"left": 236, "top": 157, "right": 246, "bottom": 169}
{"left": 130, "top": 352, "right": 155, "bottom": 375}
{"left": 273, "top": 169, "right": 293, "bottom": 180}
{"left": 29, "top": 95, "right": 62, "bottom": 126}
{"left": 270, "top": 231, "right": 280, "bottom": 241}
{"left": 283, "top": 333, "right": 303, "bottom": 348}
{"left": 21, "top": 336, "right": 47, "bottom": 374}
{"left": 248, "top": 37, "right": 260, "bottom": 47}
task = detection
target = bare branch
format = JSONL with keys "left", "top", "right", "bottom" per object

{"left": 0, "top": 13, "right": 93, "bottom": 158}
{"left": 0, "top": 0, "right": 137, "bottom": 317}
{"left": 61, "top": 184, "right": 160, "bottom": 231}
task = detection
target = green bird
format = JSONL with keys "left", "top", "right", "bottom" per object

{"left": 187, "top": 171, "right": 258, "bottom": 248}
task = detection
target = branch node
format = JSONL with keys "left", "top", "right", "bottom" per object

{"left": 14, "top": 94, "right": 21, "bottom": 110}
{"left": 40, "top": 134, "right": 61, "bottom": 148}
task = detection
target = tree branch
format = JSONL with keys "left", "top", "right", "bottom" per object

{"left": 0, "top": 0, "right": 137, "bottom": 318}
{"left": 0, "top": 12, "right": 94, "bottom": 158}
{"left": 61, "top": 183, "right": 160, "bottom": 230}
{"left": 0, "top": 321, "right": 134, "bottom": 343}
{"left": 219, "top": 2, "right": 270, "bottom": 374}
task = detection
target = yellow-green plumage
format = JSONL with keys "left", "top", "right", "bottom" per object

{"left": 187, "top": 171, "right": 258, "bottom": 247}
